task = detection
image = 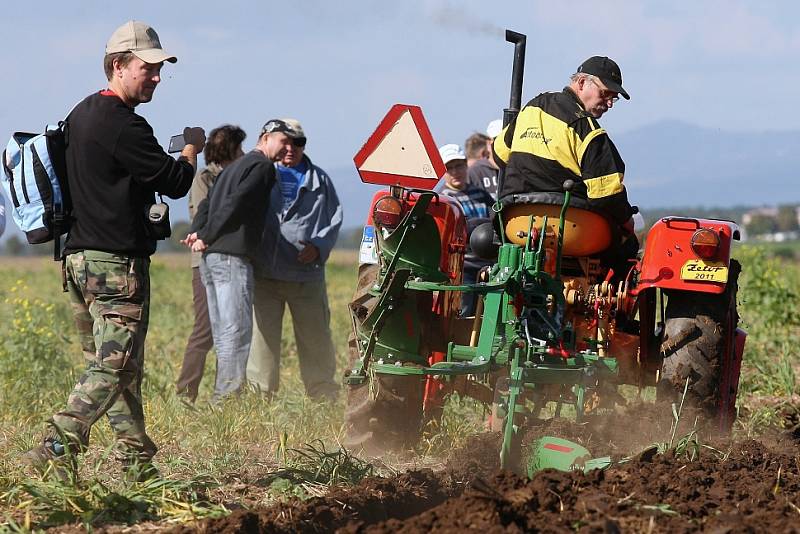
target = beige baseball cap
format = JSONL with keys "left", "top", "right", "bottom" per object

{"left": 105, "top": 20, "right": 177, "bottom": 64}
{"left": 280, "top": 118, "right": 306, "bottom": 139}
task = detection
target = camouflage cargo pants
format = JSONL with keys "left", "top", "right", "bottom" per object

{"left": 49, "top": 250, "right": 156, "bottom": 462}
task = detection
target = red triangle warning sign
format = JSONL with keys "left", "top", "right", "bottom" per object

{"left": 353, "top": 104, "right": 445, "bottom": 189}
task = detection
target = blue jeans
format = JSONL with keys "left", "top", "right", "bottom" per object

{"left": 199, "top": 253, "right": 253, "bottom": 401}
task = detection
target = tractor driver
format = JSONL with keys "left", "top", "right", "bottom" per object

{"left": 492, "top": 56, "right": 637, "bottom": 277}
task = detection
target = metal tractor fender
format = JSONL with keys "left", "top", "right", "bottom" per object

{"left": 361, "top": 189, "right": 468, "bottom": 280}
{"left": 634, "top": 216, "right": 740, "bottom": 296}
{"left": 354, "top": 188, "right": 472, "bottom": 413}
{"left": 634, "top": 216, "right": 747, "bottom": 424}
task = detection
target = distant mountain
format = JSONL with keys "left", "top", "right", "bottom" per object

{"left": 330, "top": 120, "right": 800, "bottom": 229}
{"left": 616, "top": 120, "right": 800, "bottom": 209}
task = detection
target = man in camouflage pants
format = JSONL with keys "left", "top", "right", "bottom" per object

{"left": 53, "top": 253, "right": 155, "bottom": 463}
{"left": 22, "top": 21, "right": 204, "bottom": 480}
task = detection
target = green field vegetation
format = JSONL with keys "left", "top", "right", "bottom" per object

{"left": 737, "top": 239, "right": 800, "bottom": 261}
{"left": 733, "top": 246, "right": 800, "bottom": 431}
{"left": 0, "top": 246, "right": 798, "bottom": 530}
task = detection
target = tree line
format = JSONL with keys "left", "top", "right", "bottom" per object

{"left": 3, "top": 204, "right": 799, "bottom": 256}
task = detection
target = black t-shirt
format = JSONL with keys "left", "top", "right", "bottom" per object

{"left": 64, "top": 91, "right": 194, "bottom": 257}
{"left": 467, "top": 159, "right": 499, "bottom": 200}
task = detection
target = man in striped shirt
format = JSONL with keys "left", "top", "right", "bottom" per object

{"left": 438, "top": 144, "right": 494, "bottom": 316}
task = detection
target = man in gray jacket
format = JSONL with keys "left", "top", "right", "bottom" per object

{"left": 248, "top": 119, "right": 342, "bottom": 401}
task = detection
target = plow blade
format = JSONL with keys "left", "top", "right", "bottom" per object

{"left": 527, "top": 436, "right": 612, "bottom": 476}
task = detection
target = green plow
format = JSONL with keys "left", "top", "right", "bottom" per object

{"left": 527, "top": 436, "right": 612, "bottom": 475}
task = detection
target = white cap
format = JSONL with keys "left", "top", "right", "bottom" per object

{"left": 439, "top": 144, "right": 466, "bottom": 165}
{"left": 486, "top": 119, "right": 503, "bottom": 138}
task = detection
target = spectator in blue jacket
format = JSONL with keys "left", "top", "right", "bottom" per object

{"left": 248, "top": 119, "right": 342, "bottom": 401}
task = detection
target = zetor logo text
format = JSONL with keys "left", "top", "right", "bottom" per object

{"left": 685, "top": 263, "right": 725, "bottom": 273}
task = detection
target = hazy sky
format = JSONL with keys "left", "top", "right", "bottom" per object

{"left": 1, "top": 0, "right": 797, "bottom": 231}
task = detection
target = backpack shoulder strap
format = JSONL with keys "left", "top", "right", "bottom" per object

{"left": 2, "top": 148, "right": 12, "bottom": 180}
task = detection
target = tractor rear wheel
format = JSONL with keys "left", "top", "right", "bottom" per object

{"left": 342, "top": 264, "right": 425, "bottom": 456}
{"left": 657, "top": 260, "right": 741, "bottom": 427}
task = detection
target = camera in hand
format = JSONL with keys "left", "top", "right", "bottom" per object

{"left": 168, "top": 134, "right": 186, "bottom": 154}
{"left": 144, "top": 199, "right": 171, "bottom": 240}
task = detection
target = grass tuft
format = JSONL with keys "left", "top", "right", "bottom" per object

{"left": 260, "top": 438, "right": 374, "bottom": 498}
{"left": 2, "top": 470, "right": 226, "bottom": 528}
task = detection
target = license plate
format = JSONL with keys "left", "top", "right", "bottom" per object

{"left": 680, "top": 259, "right": 728, "bottom": 283}
{"left": 359, "top": 225, "right": 379, "bottom": 265}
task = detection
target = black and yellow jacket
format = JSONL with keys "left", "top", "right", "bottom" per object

{"left": 493, "top": 87, "right": 633, "bottom": 225}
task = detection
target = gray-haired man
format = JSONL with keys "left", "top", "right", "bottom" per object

{"left": 249, "top": 119, "right": 342, "bottom": 401}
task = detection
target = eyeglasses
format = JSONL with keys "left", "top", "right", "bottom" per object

{"left": 588, "top": 77, "right": 619, "bottom": 104}
{"left": 292, "top": 137, "right": 307, "bottom": 148}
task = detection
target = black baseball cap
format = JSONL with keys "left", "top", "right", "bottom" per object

{"left": 261, "top": 119, "right": 303, "bottom": 138}
{"left": 577, "top": 56, "right": 630, "bottom": 100}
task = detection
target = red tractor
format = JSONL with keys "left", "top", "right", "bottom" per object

{"left": 343, "top": 32, "right": 745, "bottom": 471}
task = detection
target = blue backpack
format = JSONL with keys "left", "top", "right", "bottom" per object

{"left": 1, "top": 123, "right": 70, "bottom": 259}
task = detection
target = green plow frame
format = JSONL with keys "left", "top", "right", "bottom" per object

{"left": 348, "top": 189, "right": 621, "bottom": 472}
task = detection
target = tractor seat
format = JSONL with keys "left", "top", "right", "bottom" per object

{"left": 504, "top": 203, "right": 613, "bottom": 256}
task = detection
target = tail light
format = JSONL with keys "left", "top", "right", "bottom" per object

{"left": 373, "top": 195, "right": 404, "bottom": 229}
{"left": 691, "top": 228, "right": 720, "bottom": 259}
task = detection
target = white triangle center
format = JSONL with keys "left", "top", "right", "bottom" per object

{"left": 359, "top": 110, "right": 437, "bottom": 179}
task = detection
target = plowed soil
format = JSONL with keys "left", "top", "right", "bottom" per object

{"left": 168, "top": 404, "right": 800, "bottom": 533}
